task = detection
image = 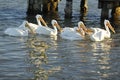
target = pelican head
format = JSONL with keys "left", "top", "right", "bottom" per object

{"left": 24, "top": 21, "right": 29, "bottom": 27}
{"left": 51, "top": 20, "right": 57, "bottom": 26}
{"left": 77, "top": 22, "right": 85, "bottom": 36}
{"left": 24, "top": 21, "right": 35, "bottom": 34}
{"left": 36, "top": 14, "right": 47, "bottom": 27}
{"left": 36, "top": 14, "right": 42, "bottom": 20}
{"left": 52, "top": 20, "right": 63, "bottom": 32}
{"left": 78, "top": 21, "right": 87, "bottom": 31}
{"left": 78, "top": 21, "right": 93, "bottom": 35}
{"left": 18, "top": 20, "right": 27, "bottom": 28}
{"left": 104, "top": 19, "right": 116, "bottom": 33}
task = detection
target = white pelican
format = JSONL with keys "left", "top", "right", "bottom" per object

{"left": 26, "top": 14, "right": 48, "bottom": 33}
{"left": 58, "top": 21, "right": 85, "bottom": 40}
{"left": 80, "top": 20, "right": 116, "bottom": 41}
{"left": 4, "top": 21, "right": 33, "bottom": 36}
{"left": 89, "top": 28, "right": 105, "bottom": 41}
{"left": 36, "top": 19, "right": 60, "bottom": 36}
{"left": 35, "top": 14, "right": 48, "bottom": 27}
{"left": 94, "top": 19, "right": 115, "bottom": 38}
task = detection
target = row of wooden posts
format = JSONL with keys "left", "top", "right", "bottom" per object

{"left": 27, "top": 0, "right": 88, "bottom": 18}
{"left": 27, "top": 0, "right": 120, "bottom": 21}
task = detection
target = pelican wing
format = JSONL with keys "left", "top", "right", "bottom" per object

{"left": 4, "top": 28, "right": 28, "bottom": 36}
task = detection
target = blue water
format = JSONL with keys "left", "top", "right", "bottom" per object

{"left": 0, "top": 0, "right": 120, "bottom": 80}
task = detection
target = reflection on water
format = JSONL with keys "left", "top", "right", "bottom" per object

{"left": 73, "top": 39, "right": 117, "bottom": 80}
{"left": 26, "top": 35, "right": 48, "bottom": 66}
{"left": 27, "top": 36, "right": 48, "bottom": 80}
{"left": 91, "top": 40, "right": 112, "bottom": 79}
{"left": 91, "top": 39, "right": 112, "bottom": 52}
{"left": 26, "top": 35, "right": 61, "bottom": 80}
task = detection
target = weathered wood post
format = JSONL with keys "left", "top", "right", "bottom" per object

{"left": 113, "top": 7, "right": 120, "bottom": 26}
{"left": 80, "top": 0, "right": 88, "bottom": 20}
{"left": 111, "top": 1, "right": 120, "bottom": 15}
{"left": 98, "top": 0, "right": 120, "bottom": 20}
{"left": 42, "top": 0, "right": 60, "bottom": 14}
{"left": 80, "top": 0, "right": 88, "bottom": 15}
{"left": 50, "top": 0, "right": 59, "bottom": 12}
{"left": 111, "top": 1, "right": 120, "bottom": 20}
{"left": 98, "top": 0, "right": 109, "bottom": 20}
{"left": 101, "top": 3, "right": 109, "bottom": 20}
{"left": 27, "top": 0, "right": 42, "bottom": 15}
{"left": 64, "top": 0, "right": 73, "bottom": 18}
{"left": 42, "top": 0, "right": 50, "bottom": 13}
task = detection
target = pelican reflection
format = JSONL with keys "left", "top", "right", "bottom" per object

{"left": 91, "top": 40, "right": 114, "bottom": 79}
{"left": 26, "top": 36, "right": 61, "bottom": 80}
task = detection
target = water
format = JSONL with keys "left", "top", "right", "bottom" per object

{"left": 0, "top": 0, "right": 120, "bottom": 80}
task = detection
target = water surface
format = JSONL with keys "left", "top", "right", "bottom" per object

{"left": 0, "top": 0, "right": 120, "bottom": 80}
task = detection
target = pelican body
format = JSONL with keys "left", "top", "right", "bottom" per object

{"left": 58, "top": 21, "right": 85, "bottom": 40}
{"left": 89, "top": 28, "right": 105, "bottom": 41}
{"left": 4, "top": 21, "right": 30, "bottom": 36}
{"left": 95, "top": 20, "right": 115, "bottom": 38}
{"left": 81, "top": 20, "right": 116, "bottom": 41}
{"left": 26, "top": 14, "right": 48, "bottom": 34}
{"left": 36, "top": 20, "right": 60, "bottom": 36}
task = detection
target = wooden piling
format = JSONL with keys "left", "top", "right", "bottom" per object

{"left": 80, "top": 0, "right": 88, "bottom": 14}
{"left": 101, "top": 3, "right": 109, "bottom": 20}
{"left": 27, "top": 0, "right": 42, "bottom": 15}
{"left": 98, "top": 0, "right": 120, "bottom": 20}
{"left": 64, "top": 0, "right": 73, "bottom": 18}
{"left": 80, "top": 0, "right": 88, "bottom": 20}
{"left": 26, "top": 0, "right": 120, "bottom": 21}
{"left": 42, "top": 0, "right": 59, "bottom": 14}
